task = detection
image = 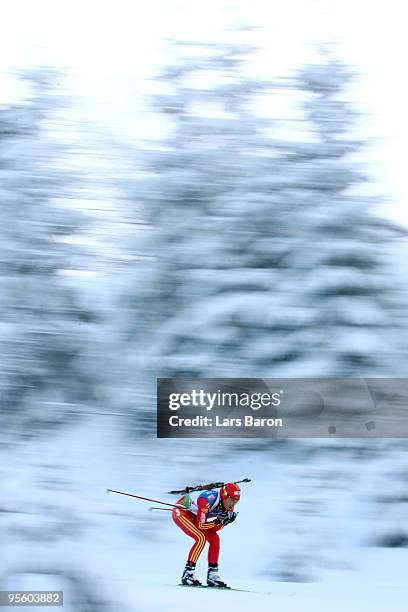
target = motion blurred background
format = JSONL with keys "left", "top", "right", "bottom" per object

{"left": 1, "top": 1, "right": 408, "bottom": 610}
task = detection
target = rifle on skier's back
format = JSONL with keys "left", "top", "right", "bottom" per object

{"left": 168, "top": 478, "right": 251, "bottom": 495}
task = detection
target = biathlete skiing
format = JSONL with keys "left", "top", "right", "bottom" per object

{"left": 172, "top": 482, "right": 241, "bottom": 588}
{"left": 107, "top": 478, "right": 250, "bottom": 588}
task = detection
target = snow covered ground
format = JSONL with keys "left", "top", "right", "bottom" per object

{"left": 3, "top": 551, "right": 407, "bottom": 612}
{"left": 2, "top": 414, "right": 408, "bottom": 611}
{"left": 100, "top": 553, "right": 408, "bottom": 612}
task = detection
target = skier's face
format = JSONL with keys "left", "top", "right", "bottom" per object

{"left": 222, "top": 496, "right": 239, "bottom": 511}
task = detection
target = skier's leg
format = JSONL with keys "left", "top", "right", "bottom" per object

{"left": 172, "top": 508, "right": 207, "bottom": 566}
{"left": 205, "top": 529, "right": 228, "bottom": 587}
{"left": 205, "top": 530, "right": 220, "bottom": 565}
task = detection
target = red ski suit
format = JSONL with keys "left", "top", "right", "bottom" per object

{"left": 172, "top": 489, "right": 225, "bottom": 565}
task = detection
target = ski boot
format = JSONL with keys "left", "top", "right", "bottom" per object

{"left": 207, "top": 566, "right": 229, "bottom": 588}
{"left": 181, "top": 564, "right": 202, "bottom": 586}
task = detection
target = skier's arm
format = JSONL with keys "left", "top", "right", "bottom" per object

{"left": 196, "top": 497, "right": 220, "bottom": 530}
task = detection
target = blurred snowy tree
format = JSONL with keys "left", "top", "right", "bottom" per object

{"left": 0, "top": 71, "right": 96, "bottom": 435}
{"left": 116, "top": 44, "right": 407, "bottom": 432}
{"left": 274, "top": 52, "right": 407, "bottom": 376}
{"left": 119, "top": 36, "right": 290, "bottom": 400}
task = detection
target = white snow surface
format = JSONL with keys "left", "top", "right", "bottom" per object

{"left": 1, "top": 415, "right": 408, "bottom": 611}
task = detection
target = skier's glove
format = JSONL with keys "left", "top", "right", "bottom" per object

{"left": 218, "top": 512, "right": 237, "bottom": 526}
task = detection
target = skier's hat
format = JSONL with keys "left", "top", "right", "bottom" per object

{"left": 221, "top": 482, "right": 241, "bottom": 500}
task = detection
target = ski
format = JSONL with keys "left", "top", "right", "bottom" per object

{"left": 177, "top": 584, "right": 258, "bottom": 593}
{"left": 178, "top": 583, "right": 229, "bottom": 589}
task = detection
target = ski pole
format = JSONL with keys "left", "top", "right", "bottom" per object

{"left": 106, "top": 488, "right": 184, "bottom": 509}
{"left": 149, "top": 507, "right": 174, "bottom": 512}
